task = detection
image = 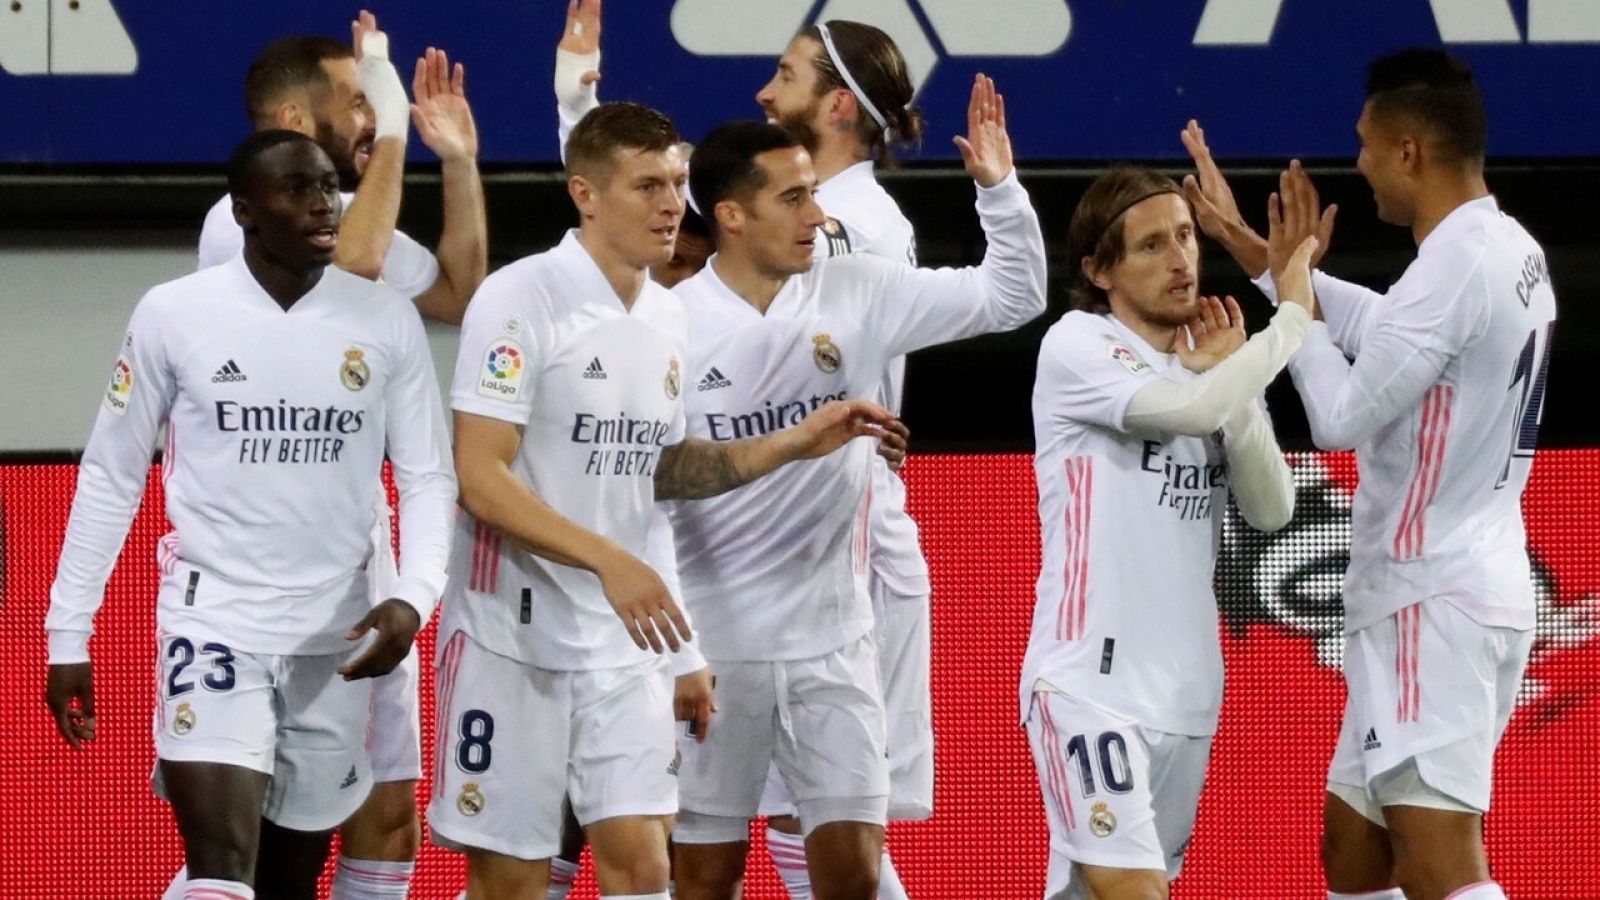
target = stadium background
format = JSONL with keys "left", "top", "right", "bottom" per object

{"left": 2, "top": 2, "right": 1598, "bottom": 897}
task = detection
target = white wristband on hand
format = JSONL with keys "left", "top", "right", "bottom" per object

{"left": 358, "top": 32, "right": 410, "bottom": 142}
{"left": 554, "top": 48, "right": 601, "bottom": 115}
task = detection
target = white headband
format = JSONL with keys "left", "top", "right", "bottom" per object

{"left": 815, "top": 22, "right": 888, "bottom": 132}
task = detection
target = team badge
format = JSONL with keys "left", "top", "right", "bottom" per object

{"left": 103, "top": 353, "right": 134, "bottom": 417}
{"left": 173, "top": 702, "right": 196, "bottom": 736}
{"left": 812, "top": 333, "right": 842, "bottom": 373}
{"left": 340, "top": 347, "right": 371, "bottom": 391}
{"left": 1089, "top": 802, "right": 1117, "bottom": 837}
{"left": 1108, "top": 342, "right": 1150, "bottom": 375}
{"left": 503, "top": 315, "right": 522, "bottom": 335}
{"left": 820, "top": 217, "right": 852, "bottom": 257}
{"left": 665, "top": 356, "right": 681, "bottom": 400}
{"left": 478, "top": 339, "right": 526, "bottom": 400}
{"left": 456, "top": 782, "right": 486, "bottom": 817}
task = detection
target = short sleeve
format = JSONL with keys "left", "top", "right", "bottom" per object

{"left": 1036, "top": 315, "right": 1164, "bottom": 432}
{"left": 450, "top": 270, "right": 542, "bottom": 424}
{"left": 381, "top": 230, "right": 443, "bottom": 300}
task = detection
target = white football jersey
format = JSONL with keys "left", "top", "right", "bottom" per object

{"left": 1019, "top": 311, "right": 1232, "bottom": 737}
{"left": 1287, "top": 196, "right": 1556, "bottom": 633}
{"left": 46, "top": 256, "right": 456, "bottom": 662}
{"left": 667, "top": 173, "right": 1046, "bottom": 662}
{"left": 198, "top": 193, "right": 440, "bottom": 300}
{"left": 812, "top": 160, "right": 930, "bottom": 596}
{"left": 441, "top": 232, "right": 691, "bottom": 671}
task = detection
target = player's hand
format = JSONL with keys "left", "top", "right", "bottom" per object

{"left": 350, "top": 9, "right": 379, "bottom": 60}
{"left": 351, "top": 11, "right": 409, "bottom": 142}
{"left": 46, "top": 662, "right": 97, "bottom": 750}
{"left": 877, "top": 418, "right": 910, "bottom": 472}
{"left": 784, "top": 400, "right": 897, "bottom": 461}
{"left": 1180, "top": 120, "right": 1250, "bottom": 240}
{"left": 1267, "top": 160, "right": 1337, "bottom": 283}
{"left": 596, "top": 548, "right": 691, "bottom": 654}
{"left": 675, "top": 666, "right": 717, "bottom": 742}
{"left": 1275, "top": 235, "right": 1321, "bottom": 318}
{"left": 1175, "top": 296, "right": 1247, "bottom": 374}
{"left": 411, "top": 47, "right": 478, "bottom": 162}
{"left": 953, "top": 74, "right": 1012, "bottom": 189}
{"left": 341, "top": 598, "right": 422, "bottom": 680}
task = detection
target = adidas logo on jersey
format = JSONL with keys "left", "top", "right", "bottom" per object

{"left": 339, "top": 765, "right": 359, "bottom": 789}
{"left": 211, "top": 360, "right": 247, "bottom": 383}
{"left": 583, "top": 357, "right": 607, "bottom": 380}
{"left": 1362, "top": 727, "right": 1381, "bottom": 751}
{"left": 697, "top": 367, "right": 732, "bottom": 391}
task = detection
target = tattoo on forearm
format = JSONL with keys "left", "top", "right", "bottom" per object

{"left": 654, "top": 439, "right": 748, "bottom": 500}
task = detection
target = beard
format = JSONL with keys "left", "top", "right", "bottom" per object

{"left": 772, "top": 97, "right": 825, "bottom": 155}
{"left": 314, "top": 119, "right": 364, "bottom": 192}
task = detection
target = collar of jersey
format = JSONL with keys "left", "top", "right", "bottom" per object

{"left": 225, "top": 252, "right": 337, "bottom": 315}
{"left": 1419, "top": 194, "right": 1500, "bottom": 258}
{"left": 695, "top": 254, "right": 802, "bottom": 320}
{"left": 557, "top": 228, "right": 659, "bottom": 315}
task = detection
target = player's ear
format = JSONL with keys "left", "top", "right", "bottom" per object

{"left": 1082, "top": 256, "right": 1111, "bottom": 291}
{"left": 272, "top": 102, "right": 313, "bottom": 136}
{"left": 232, "top": 196, "right": 256, "bottom": 233}
{"left": 714, "top": 199, "right": 743, "bottom": 236}
{"left": 568, "top": 174, "right": 597, "bottom": 219}
{"left": 1399, "top": 135, "right": 1422, "bottom": 176}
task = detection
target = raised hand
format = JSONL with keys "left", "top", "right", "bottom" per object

{"left": 556, "top": 0, "right": 603, "bottom": 112}
{"left": 350, "top": 9, "right": 380, "bottom": 60}
{"left": 1180, "top": 120, "right": 1248, "bottom": 240}
{"left": 953, "top": 74, "right": 1013, "bottom": 188}
{"left": 596, "top": 548, "right": 692, "bottom": 654}
{"left": 1175, "top": 295, "right": 1247, "bottom": 374}
{"left": 1275, "top": 235, "right": 1322, "bottom": 318}
{"left": 559, "top": 0, "right": 602, "bottom": 68}
{"left": 45, "top": 663, "right": 97, "bottom": 749}
{"left": 411, "top": 47, "right": 478, "bottom": 162}
{"left": 1267, "top": 160, "right": 1337, "bottom": 281}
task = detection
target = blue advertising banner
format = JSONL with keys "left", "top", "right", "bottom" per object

{"left": 2, "top": 0, "right": 1597, "bottom": 164}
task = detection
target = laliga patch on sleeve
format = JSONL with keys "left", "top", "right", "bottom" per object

{"left": 103, "top": 352, "right": 135, "bottom": 416}
{"left": 478, "top": 338, "right": 527, "bottom": 400}
{"left": 1107, "top": 342, "right": 1151, "bottom": 375}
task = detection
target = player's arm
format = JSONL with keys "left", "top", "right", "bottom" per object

{"left": 864, "top": 75, "right": 1047, "bottom": 358}
{"left": 554, "top": 0, "right": 603, "bottom": 163}
{"left": 335, "top": 15, "right": 409, "bottom": 282}
{"left": 454, "top": 411, "right": 692, "bottom": 653}
{"left": 45, "top": 299, "right": 176, "bottom": 748}
{"left": 408, "top": 47, "right": 487, "bottom": 326}
{"left": 342, "top": 303, "right": 458, "bottom": 681}
{"left": 1220, "top": 399, "right": 1296, "bottom": 532}
{"left": 653, "top": 399, "right": 896, "bottom": 501}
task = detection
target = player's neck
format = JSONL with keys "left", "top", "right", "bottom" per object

{"left": 578, "top": 228, "right": 648, "bottom": 310}
{"left": 243, "top": 244, "right": 324, "bottom": 311}
{"left": 1409, "top": 173, "right": 1491, "bottom": 246}
{"left": 810, "top": 135, "right": 872, "bottom": 185}
{"left": 711, "top": 252, "right": 787, "bottom": 315}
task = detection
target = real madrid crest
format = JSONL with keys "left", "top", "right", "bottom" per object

{"left": 1089, "top": 801, "right": 1117, "bottom": 837}
{"left": 174, "top": 702, "right": 196, "bottom": 736}
{"left": 812, "top": 332, "right": 842, "bottom": 374}
{"left": 457, "top": 781, "right": 486, "bottom": 817}
{"left": 665, "top": 356, "right": 681, "bottom": 399}
{"left": 340, "top": 347, "right": 371, "bottom": 391}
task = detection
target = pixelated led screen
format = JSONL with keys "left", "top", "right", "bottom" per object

{"left": 2, "top": 453, "right": 1597, "bottom": 898}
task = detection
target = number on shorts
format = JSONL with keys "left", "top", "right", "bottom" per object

{"left": 1064, "top": 731, "right": 1135, "bottom": 797}
{"left": 165, "top": 638, "right": 237, "bottom": 697}
{"left": 456, "top": 709, "right": 495, "bottom": 774}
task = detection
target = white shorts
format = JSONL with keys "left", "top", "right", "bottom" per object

{"left": 1327, "top": 597, "right": 1533, "bottom": 820}
{"left": 366, "top": 502, "right": 422, "bottom": 784}
{"left": 757, "top": 580, "right": 934, "bottom": 822}
{"left": 151, "top": 631, "right": 375, "bottom": 832}
{"left": 678, "top": 634, "right": 889, "bottom": 840}
{"left": 426, "top": 629, "right": 678, "bottom": 861}
{"left": 1025, "top": 690, "right": 1211, "bottom": 896}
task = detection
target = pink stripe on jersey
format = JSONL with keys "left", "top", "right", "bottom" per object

{"left": 1394, "top": 386, "right": 1455, "bottom": 560}
{"left": 488, "top": 531, "right": 502, "bottom": 593}
{"left": 1036, "top": 694, "right": 1077, "bottom": 831}
{"left": 432, "top": 630, "right": 466, "bottom": 799}
{"left": 1056, "top": 457, "right": 1092, "bottom": 641}
{"left": 157, "top": 532, "right": 180, "bottom": 576}
{"left": 469, "top": 521, "right": 485, "bottom": 592}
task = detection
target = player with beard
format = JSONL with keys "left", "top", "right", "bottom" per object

{"left": 186, "top": 12, "right": 486, "bottom": 900}
{"left": 45, "top": 130, "right": 455, "bottom": 900}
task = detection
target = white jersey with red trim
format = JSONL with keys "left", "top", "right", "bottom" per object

{"left": 198, "top": 193, "right": 440, "bottom": 300}
{"left": 1019, "top": 311, "right": 1231, "bottom": 737}
{"left": 811, "top": 160, "right": 930, "bottom": 596}
{"left": 439, "top": 231, "right": 690, "bottom": 671}
{"left": 666, "top": 173, "right": 1045, "bottom": 662}
{"left": 1285, "top": 196, "right": 1556, "bottom": 633}
{"left": 45, "top": 256, "right": 456, "bottom": 662}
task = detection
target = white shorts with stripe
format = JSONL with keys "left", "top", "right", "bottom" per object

{"left": 1025, "top": 689, "right": 1210, "bottom": 897}
{"left": 1327, "top": 596, "right": 1532, "bottom": 816}
{"left": 426, "top": 629, "right": 677, "bottom": 861}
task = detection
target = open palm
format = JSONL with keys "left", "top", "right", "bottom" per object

{"left": 411, "top": 47, "right": 478, "bottom": 163}
{"left": 953, "top": 74, "right": 1013, "bottom": 188}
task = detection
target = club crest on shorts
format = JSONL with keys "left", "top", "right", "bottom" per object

{"left": 812, "top": 332, "right": 842, "bottom": 373}
{"left": 1107, "top": 342, "right": 1150, "bottom": 375}
{"left": 457, "top": 782, "right": 486, "bottom": 817}
{"left": 340, "top": 347, "right": 372, "bottom": 391}
{"left": 665, "top": 355, "right": 681, "bottom": 400}
{"left": 173, "top": 702, "right": 196, "bottom": 736}
{"left": 1089, "top": 801, "right": 1117, "bottom": 837}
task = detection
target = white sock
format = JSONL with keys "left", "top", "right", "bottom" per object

{"left": 184, "top": 878, "right": 255, "bottom": 899}
{"left": 162, "top": 867, "right": 188, "bottom": 900}
{"left": 877, "top": 849, "right": 909, "bottom": 900}
{"left": 1444, "top": 884, "right": 1507, "bottom": 900}
{"left": 767, "top": 826, "right": 813, "bottom": 899}
{"left": 599, "top": 894, "right": 669, "bottom": 900}
{"left": 1328, "top": 891, "right": 1404, "bottom": 899}
{"left": 330, "top": 856, "right": 415, "bottom": 899}
{"left": 547, "top": 856, "right": 580, "bottom": 899}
